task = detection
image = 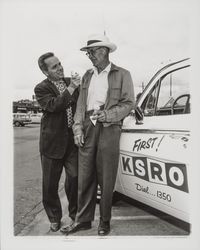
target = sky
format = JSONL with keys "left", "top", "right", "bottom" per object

{"left": 0, "top": 0, "right": 193, "bottom": 101}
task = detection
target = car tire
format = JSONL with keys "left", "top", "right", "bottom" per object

{"left": 96, "top": 188, "right": 121, "bottom": 205}
{"left": 14, "top": 121, "right": 21, "bottom": 127}
{"left": 96, "top": 185, "right": 101, "bottom": 204}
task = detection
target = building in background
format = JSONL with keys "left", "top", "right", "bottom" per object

{"left": 13, "top": 95, "right": 42, "bottom": 113}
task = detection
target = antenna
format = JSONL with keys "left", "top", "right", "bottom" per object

{"left": 101, "top": 8, "right": 106, "bottom": 36}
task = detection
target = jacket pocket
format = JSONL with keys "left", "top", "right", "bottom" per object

{"left": 110, "top": 87, "right": 121, "bottom": 100}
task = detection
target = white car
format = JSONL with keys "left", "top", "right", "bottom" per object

{"left": 115, "top": 58, "right": 191, "bottom": 223}
{"left": 30, "top": 113, "right": 42, "bottom": 124}
{"left": 13, "top": 113, "right": 32, "bottom": 127}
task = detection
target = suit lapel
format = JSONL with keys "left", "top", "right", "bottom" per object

{"left": 63, "top": 77, "right": 71, "bottom": 87}
{"left": 46, "top": 79, "right": 60, "bottom": 96}
{"left": 47, "top": 77, "right": 71, "bottom": 96}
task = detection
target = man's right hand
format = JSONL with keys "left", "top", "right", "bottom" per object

{"left": 67, "top": 73, "right": 81, "bottom": 95}
{"left": 74, "top": 133, "right": 84, "bottom": 147}
{"left": 69, "top": 72, "right": 81, "bottom": 89}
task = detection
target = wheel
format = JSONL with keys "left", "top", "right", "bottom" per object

{"left": 96, "top": 187, "right": 121, "bottom": 205}
{"left": 96, "top": 185, "right": 101, "bottom": 203}
{"left": 14, "top": 121, "right": 21, "bottom": 127}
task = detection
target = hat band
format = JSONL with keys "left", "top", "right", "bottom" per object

{"left": 87, "top": 40, "right": 101, "bottom": 46}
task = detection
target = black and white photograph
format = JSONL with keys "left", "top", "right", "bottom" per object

{"left": 0, "top": 0, "right": 200, "bottom": 249}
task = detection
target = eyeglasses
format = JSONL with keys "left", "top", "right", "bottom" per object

{"left": 86, "top": 47, "right": 101, "bottom": 57}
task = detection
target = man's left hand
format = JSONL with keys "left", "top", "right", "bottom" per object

{"left": 97, "top": 111, "right": 106, "bottom": 122}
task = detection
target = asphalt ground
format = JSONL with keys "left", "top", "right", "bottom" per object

{"left": 14, "top": 124, "right": 67, "bottom": 235}
{"left": 14, "top": 123, "right": 43, "bottom": 234}
{"left": 14, "top": 124, "right": 189, "bottom": 237}
{"left": 18, "top": 187, "right": 189, "bottom": 237}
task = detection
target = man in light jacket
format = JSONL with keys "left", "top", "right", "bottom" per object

{"left": 63, "top": 34, "right": 135, "bottom": 236}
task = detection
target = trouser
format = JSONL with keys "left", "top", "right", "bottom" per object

{"left": 41, "top": 129, "right": 78, "bottom": 223}
{"left": 76, "top": 114, "right": 121, "bottom": 223}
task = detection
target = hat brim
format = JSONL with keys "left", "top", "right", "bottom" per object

{"left": 80, "top": 42, "right": 117, "bottom": 53}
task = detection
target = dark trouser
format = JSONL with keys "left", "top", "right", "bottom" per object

{"left": 41, "top": 129, "right": 78, "bottom": 223}
{"left": 76, "top": 115, "right": 121, "bottom": 223}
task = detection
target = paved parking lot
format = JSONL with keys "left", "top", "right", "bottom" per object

{"left": 14, "top": 124, "right": 189, "bottom": 236}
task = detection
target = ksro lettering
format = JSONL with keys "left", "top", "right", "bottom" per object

{"left": 120, "top": 154, "right": 189, "bottom": 193}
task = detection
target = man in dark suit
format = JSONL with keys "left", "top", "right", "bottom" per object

{"left": 34, "top": 52, "right": 80, "bottom": 232}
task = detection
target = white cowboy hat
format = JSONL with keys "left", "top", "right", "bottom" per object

{"left": 80, "top": 34, "right": 117, "bottom": 53}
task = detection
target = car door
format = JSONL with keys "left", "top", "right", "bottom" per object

{"left": 116, "top": 59, "right": 191, "bottom": 222}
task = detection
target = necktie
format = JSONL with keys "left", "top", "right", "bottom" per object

{"left": 66, "top": 106, "right": 73, "bottom": 128}
{"left": 52, "top": 80, "right": 73, "bottom": 128}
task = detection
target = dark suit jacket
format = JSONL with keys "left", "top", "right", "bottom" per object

{"left": 34, "top": 77, "right": 79, "bottom": 159}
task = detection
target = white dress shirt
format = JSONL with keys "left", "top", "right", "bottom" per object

{"left": 87, "top": 63, "right": 111, "bottom": 111}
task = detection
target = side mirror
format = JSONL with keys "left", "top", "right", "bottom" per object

{"left": 135, "top": 107, "right": 143, "bottom": 125}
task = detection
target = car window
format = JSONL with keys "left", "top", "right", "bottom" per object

{"left": 142, "top": 66, "right": 190, "bottom": 116}
{"left": 141, "top": 81, "right": 159, "bottom": 116}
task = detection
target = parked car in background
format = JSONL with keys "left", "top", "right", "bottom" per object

{"left": 13, "top": 113, "right": 32, "bottom": 127}
{"left": 30, "top": 113, "right": 42, "bottom": 124}
{"left": 115, "top": 58, "right": 191, "bottom": 223}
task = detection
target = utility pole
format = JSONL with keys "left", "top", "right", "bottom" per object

{"left": 142, "top": 82, "right": 145, "bottom": 90}
{"left": 170, "top": 73, "right": 172, "bottom": 97}
{"left": 139, "top": 82, "right": 145, "bottom": 91}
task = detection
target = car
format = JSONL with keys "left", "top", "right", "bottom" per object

{"left": 30, "top": 113, "right": 42, "bottom": 124}
{"left": 115, "top": 58, "right": 191, "bottom": 223}
{"left": 13, "top": 113, "right": 32, "bottom": 127}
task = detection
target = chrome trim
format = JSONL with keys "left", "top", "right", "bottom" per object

{"left": 121, "top": 129, "right": 190, "bottom": 135}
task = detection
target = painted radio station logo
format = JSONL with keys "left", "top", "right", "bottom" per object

{"left": 120, "top": 153, "right": 189, "bottom": 193}
{"left": 132, "top": 137, "right": 161, "bottom": 152}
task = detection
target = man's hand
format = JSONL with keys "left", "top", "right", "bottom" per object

{"left": 70, "top": 72, "right": 81, "bottom": 89}
{"left": 67, "top": 73, "right": 81, "bottom": 95}
{"left": 74, "top": 133, "right": 84, "bottom": 147}
{"left": 96, "top": 110, "right": 106, "bottom": 122}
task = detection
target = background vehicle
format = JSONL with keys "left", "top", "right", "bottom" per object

{"left": 13, "top": 113, "right": 32, "bottom": 127}
{"left": 30, "top": 113, "right": 42, "bottom": 124}
{"left": 115, "top": 58, "right": 191, "bottom": 223}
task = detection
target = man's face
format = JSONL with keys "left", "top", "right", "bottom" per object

{"left": 44, "top": 56, "right": 64, "bottom": 81}
{"left": 86, "top": 47, "right": 106, "bottom": 67}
